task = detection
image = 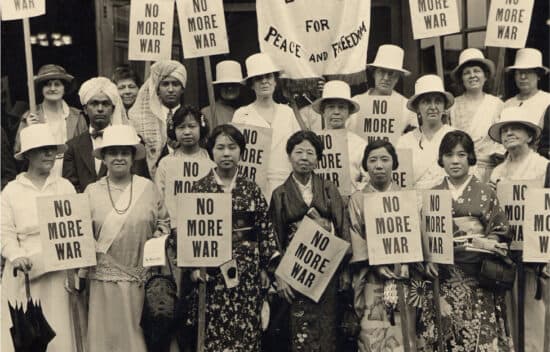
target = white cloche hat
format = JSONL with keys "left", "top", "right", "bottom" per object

{"left": 366, "top": 44, "right": 411, "bottom": 76}
{"left": 505, "top": 48, "right": 549, "bottom": 74}
{"left": 15, "top": 124, "right": 67, "bottom": 160}
{"left": 212, "top": 60, "right": 244, "bottom": 85}
{"left": 407, "top": 74, "right": 454, "bottom": 112}
{"left": 92, "top": 125, "right": 146, "bottom": 160}
{"left": 311, "top": 80, "right": 360, "bottom": 114}
{"left": 244, "top": 53, "right": 281, "bottom": 81}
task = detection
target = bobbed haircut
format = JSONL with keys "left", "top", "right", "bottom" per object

{"left": 438, "top": 130, "right": 477, "bottom": 167}
{"left": 361, "top": 139, "right": 399, "bottom": 171}
{"left": 167, "top": 105, "right": 209, "bottom": 144}
{"left": 206, "top": 124, "right": 246, "bottom": 160}
{"left": 111, "top": 65, "right": 142, "bottom": 87}
{"left": 285, "top": 130, "right": 324, "bottom": 161}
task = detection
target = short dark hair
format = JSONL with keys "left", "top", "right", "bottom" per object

{"left": 167, "top": 105, "right": 209, "bottom": 145}
{"left": 320, "top": 99, "right": 353, "bottom": 114}
{"left": 101, "top": 145, "right": 136, "bottom": 160}
{"left": 111, "top": 65, "right": 142, "bottom": 87}
{"left": 438, "top": 130, "right": 477, "bottom": 167}
{"left": 36, "top": 79, "right": 71, "bottom": 100}
{"left": 285, "top": 130, "right": 324, "bottom": 161}
{"left": 362, "top": 139, "right": 399, "bottom": 171}
{"left": 206, "top": 124, "right": 246, "bottom": 160}
{"left": 246, "top": 72, "right": 280, "bottom": 88}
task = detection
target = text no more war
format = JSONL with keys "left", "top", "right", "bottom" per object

{"left": 47, "top": 200, "right": 85, "bottom": 261}
{"left": 362, "top": 99, "right": 398, "bottom": 144}
{"left": 238, "top": 128, "right": 265, "bottom": 181}
{"left": 316, "top": 133, "right": 343, "bottom": 187}
{"left": 424, "top": 194, "right": 447, "bottom": 255}
{"left": 418, "top": 0, "right": 452, "bottom": 29}
{"left": 492, "top": 0, "right": 529, "bottom": 41}
{"left": 187, "top": 197, "right": 224, "bottom": 258}
{"left": 187, "top": 0, "right": 221, "bottom": 50}
{"left": 290, "top": 231, "right": 332, "bottom": 288}
{"left": 504, "top": 184, "right": 528, "bottom": 244}
{"left": 532, "top": 193, "right": 550, "bottom": 254}
{"left": 135, "top": 3, "right": 168, "bottom": 54}
{"left": 173, "top": 161, "right": 202, "bottom": 195}
{"left": 375, "top": 196, "right": 414, "bottom": 255}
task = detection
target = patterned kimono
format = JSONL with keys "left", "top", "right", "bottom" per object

{"left": 416, "top": 176, "right": 514, "bottom": 352}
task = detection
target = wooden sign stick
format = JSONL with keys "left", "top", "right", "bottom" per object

{"left": 432, "top": 276, "right": 445, "bottom": 352}
{"left": 22, "top": 18, "right": 36, "bottom": 114}
{"left": 197, "top": 268, "right": 207, "bottom": 352}
{"left": 67, "top": 271, "right": 84, "bottom": 352}
{"left": 395, "top": 264, "right": 411, "bottom": 352}
{"left": 203, "top": 56, "right": 217, "bottom": 128}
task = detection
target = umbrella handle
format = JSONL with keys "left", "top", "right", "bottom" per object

{"left": 13, "top": 268, "right": 32, "bottom": 300}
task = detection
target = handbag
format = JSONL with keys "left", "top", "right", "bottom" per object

{"left": 338, "top": 289, "right": 361, "bottom": 341}
{"left": 479, "top": 257, "right": 516, "bottom": 291}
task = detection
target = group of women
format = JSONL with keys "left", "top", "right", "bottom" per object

{"left": 1, "top": 45, "right": 550, "bottom": 352}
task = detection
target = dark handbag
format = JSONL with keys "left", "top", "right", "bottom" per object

{"left": 338, "top": 289, "right": 361, "bottom": 341}
{"left": 479, "top": 257, "right": 516, "bottom": 291}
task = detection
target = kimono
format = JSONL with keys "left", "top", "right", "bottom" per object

{"left": 269, "top": 173, "right": 350, "bottom": 352}
{"left": 185, "top": 170, "right": 279, "bottom": 352}
{"left": 416, "top": 176, "right": 514, "bottom": 352}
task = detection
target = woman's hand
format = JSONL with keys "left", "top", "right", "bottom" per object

{"left": 425, "top": 262, "right": 439, "bottom": 279}
{"left": 260, "top": 270, "right": 270, "bottom": 290}
{"left": 542, "top": 263, "right": 550, "bottom": 279}
{"left": 307, "top": 208, "right": 332, "bottom": 232}
{"left": 275, "top": 274, "right": 295, "bottom": 303}
{"left": 12, "top": 256, "right": 32, "bottom": 273}
{"left": 152, "top": 229, "right": 164, "bottom": 238}
{"left": 488, "top": 179, "right": 499, "bottom": 192}
{"left": 25, "top": 113, "right": 40, "bottom": 125}
{"left": 190, "top": 269, "right": 210, "bottom": 283}
{"left": 376, "top": 265, "right": 398, "bottom": 280}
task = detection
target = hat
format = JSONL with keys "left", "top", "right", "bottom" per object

{"left": 34, "top": 64, "right": 74, "bottom": 85}
{"left": 366, "top": 44, "right": 411, "bottom": 76}
{"left": 451, "top": 48, "right": 495, "bottom": 82}
{"left": 213, "top": 60, "right": 244, "bottom": 85}
{"left": 311, "top": 80, "right": 360, "bottom": 114}
{"left": 15, "top": 124, "right": 67, "bottom": 160}
{"left": 244, "top": 53, "right": 280, "bottom": 81}
{"left": 488, "top": 106, "right": 542, "bottom": 144}
{"left": 407, "top": 74, "right": 454, "bottom": 112}
{"left": 92, "top": 125, "right": 146, "bottom": 160}
{"left": 505, "top": 48, "right": 549, "bottom": 74}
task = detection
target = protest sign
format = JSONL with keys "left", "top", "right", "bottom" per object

{"left": 37, "top": 194, "right": 96, "bottom": 272}
{"left": 408, "top": 0, "right": 460, "bottom": 40}
{"left": 393, "top": 149, "right": 415, "bottom": 190}
{"left": 143, "top": 235, "right": 169, "bottom": 267}
{"left": 364, "top": 191, "right": 423, "bottom": 265}
{"left": 349, "top": 95, "right": 404, "bottom": 145}
{"left": 485, "top": 0, "right": 534, "bottom": 48}
{"left": 1, "top": 0, "right": 45, "bottom": 20}
{"left": 421, "top": 190, "right": 453, "bottom": 264}
{"left": 523, "top": 189, "right": 550, "bottom": 263}
{"left": 275, "top": 217, "right": 349, "bottom": 303}
{"left": 128, "top": 0, "right": 174, "bottom": 61}
{"left": 497, "top": 180, "right": 539, "bottom": 250}
{"left": 177, "top": 193, "right": 232, "bottom": 267}
{"left": 176, "top": 0, "right": 229, "bottom": 58}
{"left": 234, "top": 124, "right": 272, "bottom": 197}
{"left": 256, "top": 0, "right": 371, "bottom": 78}
{"left": 315, "top": 129, "right": 351, "bottom": 196}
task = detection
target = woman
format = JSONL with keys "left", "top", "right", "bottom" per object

{"left": 449, "top": 48, "right": 504, "bottom": 182}
{"left": 112, "top": 65, "right": 142, "bottom": 116}
{"left": 232, "top": 53, "right": 301, "bottom": 200}
{"left": 16, "top": 64, "right": 88, "bottom": 176}
{"left": 269, "top": 130, "right": 350, "bottom": 352}
{"left": 416, "top": 130, "right": 514, "bottom": 351}
{"left": 84, "top": 124, "right": 170, "bottom": 352}
{"left": 185, "top": 124, "right": 279, "bottom": 351}
{"left": 397, "top": 74, "right": 455, "bottom": 190}
{"left": 1, "top": 124, "right": 77, "bottom": 351}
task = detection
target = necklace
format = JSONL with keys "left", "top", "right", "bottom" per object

{"left": 107, "top": 175, "right": 133, "bottom": 215}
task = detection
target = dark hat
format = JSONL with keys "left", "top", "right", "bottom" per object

{"left": 34, "top": 64, "right": 74, "bottom": 85}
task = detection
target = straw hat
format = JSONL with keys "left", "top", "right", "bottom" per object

{"left": 407, "top": 74, "right": 454, "bottom": 112}
{"left": 213, "top": 60, "right": 244, "bottom": 85}
{"left": 366, "top": 44, "right": 411, "bottom": 76}
{"left": 451, "top": 48, "right": 495, "bottom": 82}
{"left": 311, "top": 80, "right": 360, "bottom": 114}
{"left": 488, "top": 106, "right": 542, "bottom": 144}
{"left": 15, "top": 124, "right": 67, "bottom": 160}
{"left": 34, "top": 64, "right": 74, "bottom": 85}
{"left": 505, "top": 48, "right": 549, "bottom": 74}
{"left": 92, "top": 125, "right": 146, "bottom": 160}
{"left": 244, "top": 53, "right": 280, "bottom": 81}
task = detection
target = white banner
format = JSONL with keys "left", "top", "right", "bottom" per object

{"left": 1, "top": 0, "right": 45, "bottom": 20}
{"left": 485, "top": 0, "right": 534, "bottom": 48}
{"left": 408, "top": 0, "right": 460, "bottom": 40}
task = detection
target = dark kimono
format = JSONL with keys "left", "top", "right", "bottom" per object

{"left": 268, "top": 174, "right": 350, "bottom": 352}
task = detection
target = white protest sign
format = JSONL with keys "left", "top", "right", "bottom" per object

{"left": 1, "top": 0, "right": 45, "bottom": 20}
{"left": 176, "top": 0, "right": 229, "bottom": 59}
{"left": 143, "top": 235, "right": 169, "bottom": 267}
{"left": 408, "top": 0, "right": 460, "bottom": 40}
{"left": 364, "top": 191, "right": 423, "bottom": 265}
{"left": 275, "top": 217, "right": 349, "bottom": 303}
{"left": 485, "top": 0, "right": 534, "bottom": 48}
{"left": 177, "top": 193, "right": 232, "bottom": 267}
{"left": 523, "top": 189, "right": 550, "bottom": 263}
{"left": 234, "top": 124, "right": 272, "bottom": 198}
{"left": 315, "top": 129, "right": 352, "bottom": 196}
{"left": 257, "top": 0, "right": 371, "bottom": 78}
{"left": 128, "top": 0, "right": 174, "bottom": 61}
{"left": 393, "top": 149, "right": 415, "bottom": 190}
{"left": 497, "top": 180, "right": 539, "bottom": 250}
{"left": 37, "top": 194, "right": 96, "bottom": 272}
{"left": 421, "top": 190, "right": 453, "bottom": 264}
{"left": 350, "top": 95, "right": 404, "bottom": 146}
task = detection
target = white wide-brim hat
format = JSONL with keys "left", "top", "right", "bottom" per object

{"left": 244, "top": 53, "right": 281, "bottom": 81}
{"left": 407, "top": 74, "right": 454, "bottom": 112}
{"left": 505, "top": 48, "right": 549, "bottom": 74}
{"left": 488, "top": 106, "right": 542, "bottom": 144}
{"left": 451, "top": 48, "right": 495, "bottom": 82}
{"left": 213, "top": 60, "right": 244, "bottom": 85}
{"left": 311, "top": 80, "right": 360, "bottom": 114}
{"left": 92, "top": 125, "right": 146, "bottom": 160}
{"left": 366, "top": 44, "right": 411, "bottom": 76}
{"left": 15, "top": 124, "right": 67, "bottom": 160}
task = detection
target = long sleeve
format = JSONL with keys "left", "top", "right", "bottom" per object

{"left": 154, "top": 184, "right": 171, "bottom": 236}
{"left": 154, "top": 158, "right": 167, "bottom": 198}
{"left": 253, "top": 183, "right": 280, "bottom": 270}
{"left": 62, "top": 141, "right": 83, "bottom": 192}
{"left": 483, "top": 190, "right": 511, "bottom": 242}
{"left": 348, "top": 192, "right": 369, "bottom": 264}
{"left": 1, "top": 187, "right": 27, "bottom": 261}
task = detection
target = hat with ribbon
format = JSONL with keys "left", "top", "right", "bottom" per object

{"left": 311, "top": 80, "right": 360, "bottom": 114}
{"left": 15, "top": 124, "right": 67, "bottom": 160}
{"left": 366, "top": 44, "right": 411, "bottom": 76}
{"left": 92, "top": 124, "right": 146, "bottom": 160}
{"left": 407, "top": 74, "right": 454, "bottom": 112}
{"left": 488, "top": 106, "right": 542, "bottom": 144}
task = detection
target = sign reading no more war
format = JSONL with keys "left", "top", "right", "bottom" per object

{"left": 314, "top": 129, "right": 351, "bottom": 196}
{"left": 408, "top": 0, "right": 460, "bottom": 39}
{"left": 350, "top": 95, "right": 404, "bottom": 146}
{"left": 37, "top": 194, "right": 96, "bottom": 272}
{"left": 177, "top": 193, "right": 232, "bottom": 267}
{"left": 485, "top": 0, "right": 534, "bottom": 48}
{"left": 523, "top": 189, "right": 550, "bottom": 263}
{"left": 421, "top": 190, "right": 453, "bottom": 264}
{"left": 275, "top": 217, "right": 349, "bottom": 303}
{"left": 234, "top": 124, "right": 272, "bottom": 197}
{"left": 0, "top": 0, "right": 45, "bottom": 20}
{"left": 364, "top": 191, "right": 423, "bottom": 265}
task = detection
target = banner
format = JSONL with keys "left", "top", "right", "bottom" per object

{"left": 177, "top": 193, "right": 232, "bottom": 267}
{"left": 421, "top": 190, "right": 453, "bottom": 264}
{"left": 364, "top": 191, "right": 423, "bottom": 265}
{"left": 37, "top": 194, "right": 96, "bottom": 272}
{"left": 393, "top": 149, "right": 415, "bottom": 190}
{"left": 523, "top": 189, "right": 550, "bottom": 263}
{"left": 234, "top": 124, "right": 272, "bottom": 197}
{"left": 275, "top": 217, "right": 349, "bottom": 303}
{"left": 315, "top": 129, "right": 351, "bottom": 196}
{"left": 408, "top": 0, "right": 460, "bottom": 40}
{"left": 256, "top": 0, "right": 371, "bottom": 79}
{"left": 1, "top": 0, "right": 45, "bottom": 20}
{"left": 176, "top": 0, "right": 229, "bottom": 58}
{"left": 128, "top": 0, "right": 174, "bottom": 61}
{"left": 485, "top": 0, "right": 534, "bottom": 48}
{"left": 349, "top": 95, "right": 404, "bottom": 145}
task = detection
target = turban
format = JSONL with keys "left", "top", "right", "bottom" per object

{"left": 150, "top": 60, "right": 187, "bottom": 88}
{"left": 79, "top": 77, "right": 128, "bottom": 125}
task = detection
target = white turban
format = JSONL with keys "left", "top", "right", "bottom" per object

{"left": 79, "top": 77, "right": 128, "bottom": 125}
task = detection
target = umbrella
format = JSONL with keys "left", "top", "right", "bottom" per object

{"left": 8, "top": 269, "right": 56, "bottom": 352}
